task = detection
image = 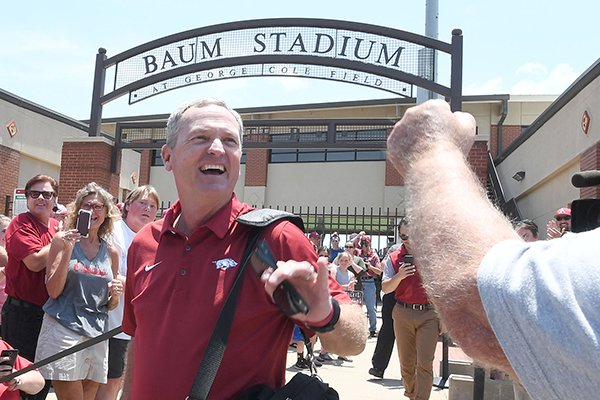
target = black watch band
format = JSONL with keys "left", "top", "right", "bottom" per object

{"left": 306, "top": 298, "right": 340, "bottom": 333}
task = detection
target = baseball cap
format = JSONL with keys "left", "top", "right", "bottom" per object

{"left": 309, "top": 231, "right": 319, "bottom": 239}
{"left": 555, "top": 207, "right": 571, "bottom": 217}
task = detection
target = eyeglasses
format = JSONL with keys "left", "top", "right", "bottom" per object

{"left": 344, "top": 245, "right": 354, "bottom": 249}
{"left": 26, "top": 190, "right": 55, "bottom": 200}
{"left": 81, "top": 202, "right": 106, "bottom": 212}
{"left": 556, "top": 216, "right": 571, "bottom": 222}
{"left": 400, "top": 234, "right": 410, "bottom": 241}
{"left": 319, "top": 254, "right": 329, "bottom": 258}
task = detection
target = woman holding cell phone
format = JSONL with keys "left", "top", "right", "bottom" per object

{"left": 35, "top": 182, "right": 122, "bottom": 400}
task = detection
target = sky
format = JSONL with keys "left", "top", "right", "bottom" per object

{"left": 1, "top": 0, "right": 599, "bottom": 120}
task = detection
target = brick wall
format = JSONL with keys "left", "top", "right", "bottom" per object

{"left": 579, "top": 142, "right": 600, "bottom": 199}
{"left": 244, "top": 134, "right": 269, "bottom": 186}
{"left": 385, "top": 158, "right": 404, "bottom": 186}
{"left": 0, "top": 145, "right": 20, "bottom": 214}
{"left": 490, "top": 125, "right": 523, "bottom": 158}
{"left": 139, "top": 149, "right": 152, "bottom": 186}
{"left": 467, "top": 141, "right": 489, "bottom": 187}
{"left": 59, "top": 140, "right": 120, "bottom": 204}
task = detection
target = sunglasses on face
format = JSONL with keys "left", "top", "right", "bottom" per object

{"left": 344, "top": 245, "right": 354, "bottom": 249}
{"left": 400, "top": 234, "right": 410, "bottom": 241}
{"left": 81, "top": 203, "right": 106, "bottom": 212}
{"left": 26, "top": 190, "right": 55, "bottom": 200}
{"left": 556, "top": 216, "right": 571, "bottom": 222}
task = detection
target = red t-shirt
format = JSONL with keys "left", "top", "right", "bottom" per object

{"left": 0, "top": 340, "right": 34, "bottom": 400}
{"left": 123, "top": 196, "right": 350, "bottom": 399}
{"left": 388, "top": 246, "right": 430, "bottom": 304}
{"left": 4, "top": 212, "right": 58, "bottom": 306}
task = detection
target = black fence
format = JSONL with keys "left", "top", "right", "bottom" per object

{"left": 159, "top": 201, "right": 403, "bottom": 251}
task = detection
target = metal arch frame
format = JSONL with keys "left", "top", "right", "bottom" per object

{"left": 89, "top": 18, "right": 463, "bottom": 136}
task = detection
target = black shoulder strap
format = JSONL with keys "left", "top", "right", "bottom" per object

{"left": 236, "top": 208, "right": 305, "bottom": 232}
{"left": 188, "top": 227, "right": 261, "bottom": 400}
{"left": 188, "top": 209, "right": 304, "bottom": 400}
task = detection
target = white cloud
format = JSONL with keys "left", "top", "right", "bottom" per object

{"left": 515, "top": 62, "right": 548, "bottom": 76}
{"left": 465, "top": 63, "right": 580, "bottom": 96}
{"left": 272, "top": 76, "right": 310, "bottom": 92}
{"left": 510, "top": 63, "right": 578, "bottom": 95}
{"left": 464, "top": 77, "right": 505, "bottom": 95}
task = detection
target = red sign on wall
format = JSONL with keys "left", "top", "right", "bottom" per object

{"left": 6, "top": 120, "right": 17, "bottom": 137}
{"left": 582, "top": 110, "right": 591, "bottom": 135}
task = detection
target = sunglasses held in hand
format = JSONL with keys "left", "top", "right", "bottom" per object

{"left": 251, "top": 240, "right": 310, "bottom": 317}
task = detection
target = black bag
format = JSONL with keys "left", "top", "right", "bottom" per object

{"left": 236, "top": 373, "right": 339, "bottom": 400}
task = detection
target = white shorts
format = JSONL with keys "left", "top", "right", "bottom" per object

{"left": 35, "top": 314, "right": 108, "bottom": 383}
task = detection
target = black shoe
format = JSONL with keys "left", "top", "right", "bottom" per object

{"left": 369, "top": 331, "right": 378, "bottom": 338}
{"left": 369, "top": 367, "right": 384, "bottom": 378}
{"left": 311, "top": 357, "right": 323, "bottom": 367}
{"left": 338, "top": 356, "right": 352, "bottom": 362}
{"left": 317, "top": 352, "right": 334, "bottom": 362}
{"left": 295, "top": 358, "right": 309, "bottom": 369}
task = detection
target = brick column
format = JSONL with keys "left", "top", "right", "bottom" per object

{"left": 139, "top": 149, "right": 152, "bottom": 186}
{"left": 59, "top": 138, "right": 120, "bottom": 204}
{"left": 579, "top": 142, "right": 600, "bottom": 199}
{"left": 244, "top": 134, "right": 269, "bottom": 186}
{"left": 467, "top": 141, "right": 489, "bottom": 187}
{"left": 385, "top": 128, "right": 403, "bottom": 186}
{"left": 0, "top": 145, "right": 20, "bottom": 215}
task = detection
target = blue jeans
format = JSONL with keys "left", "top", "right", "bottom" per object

{"left": 362, "top": 279, "right": 377, "bottom": 332}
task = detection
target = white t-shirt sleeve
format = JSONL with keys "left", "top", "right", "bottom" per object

{"left": 477, "top": 228, "right": 600, "bottom": 400}
{"left": 383, "top": 257, "right": 395, "bottom": 280}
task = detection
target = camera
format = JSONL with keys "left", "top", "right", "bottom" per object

{"left": 570, "top": 171, "right": 600, "bottom": 233}
{"left": 571, "top": 199, "right": 600, "bottom": 233}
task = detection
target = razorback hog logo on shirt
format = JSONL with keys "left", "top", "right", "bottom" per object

{"left": 73, "top": 261, "right": 108, "bottom": 277}
{"left": 213, "top": 258, "right": 238, "bottom": 270}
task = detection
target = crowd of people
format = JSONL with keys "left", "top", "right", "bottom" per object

{"left": 0, "top": 97, "right": 593, "bottom": 400}
{"left": 0, "top": 177, "right": 159, "bottom": 400}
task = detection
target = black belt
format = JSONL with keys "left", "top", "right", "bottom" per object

{"left": 396, "top": 300, "right": 434, "bottom": 311}
{"left": 6, "top": 296, "right": 40, "bottom": 309}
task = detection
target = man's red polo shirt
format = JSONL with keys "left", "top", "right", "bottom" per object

{"left": 388, "top": 246, "right": 430, "bottom": 304}
{"left": 4, "top": 212, "right": 58, "bottom": 306}
{"left": 123, "top": 196, "right": 349, "bottom": 399}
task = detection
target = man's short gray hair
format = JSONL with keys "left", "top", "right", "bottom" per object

{"left": 165, "top": 98, "right": 244, "bottom": 149}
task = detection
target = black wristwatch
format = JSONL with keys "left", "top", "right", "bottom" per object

{"left": 306, "top": 298, "right": 341, "bottom": 333}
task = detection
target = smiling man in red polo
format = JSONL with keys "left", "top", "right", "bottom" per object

{"left": 121, "top": 99, "right": 366, "bottom": 400}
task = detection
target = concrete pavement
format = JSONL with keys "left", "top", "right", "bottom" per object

{"left": 284, "top": 327, "right": 452, "bottom": 400}
{"left": 47, "top": 305, "right": 463, "bottom": 399}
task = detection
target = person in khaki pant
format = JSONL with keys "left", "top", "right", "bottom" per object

{"left": 382, "top": 218, "right": 439, "bottom": 400}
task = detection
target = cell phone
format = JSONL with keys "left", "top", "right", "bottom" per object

{"left": 0, "top": 349, "right": 18, "bottom": 368}
{"left": 404, "top": 255, "right": 414, "bottom": 265}
{"left": 251, "top": 239, "right": 310, "bottom": 317}
{"left": 76, "top": 209, "right": 92, "bottom": 238}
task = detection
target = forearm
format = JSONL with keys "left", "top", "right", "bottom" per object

{"left": 22, "top": 244, "right": 51, "bottom": 272}
{"left": 318, "top": 303, "right": 367, "bottom": 356}
{"left": 107, "top": 294, "right": 119, "bottom": 310}
{"left": 406, "top": 144, "right": 517, "bottom": 373}
{"left": 46, "top": 246, "right": 72, "bottom": 298}
{"left": 381, "top": 275, "right": 401, "bottom": 294}
{"left": 0, "top": 246, "right": 7, "bottom": 267}
{"left": 120, "top": 340, "right": 135, "bottom": 400}
{"left": 17, "top": 370, "right": 45, "bottom": 395}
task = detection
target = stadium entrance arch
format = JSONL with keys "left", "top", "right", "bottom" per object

{"left": 88, "top": 18, "right": 464, "bottom": 137}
